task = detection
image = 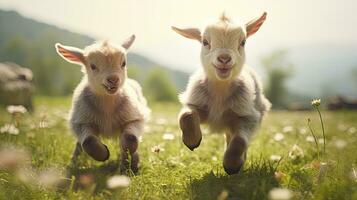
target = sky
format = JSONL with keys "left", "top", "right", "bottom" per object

{"left": 0, "top": 0, "right": 357, "bottom": 72}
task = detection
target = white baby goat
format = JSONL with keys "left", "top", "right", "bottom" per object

{"left": 55, "top": 35, "right": 150, "bottom": 172}
{"left": 172, "top": 13, "right": 271, "bottom": 174}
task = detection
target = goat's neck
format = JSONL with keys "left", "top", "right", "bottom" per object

{"left": 207, "top": 78, "right": 232, "bottom": 98}
{"left": 88, "top": 84, "right": 122, "bottom": 112}
{"left": 99, "top": 93, "right": 121, "bottom": 113}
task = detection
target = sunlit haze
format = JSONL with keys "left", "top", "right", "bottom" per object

{"left": 1, "top": 0, "right": 357, "bottom": 72}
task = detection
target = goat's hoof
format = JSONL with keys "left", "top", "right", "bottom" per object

{"left": 82, "top": 136, "right": 110, "bottom": 162}
{"left": 223, "top": 159, "right": 244, "bottom": 175}
{"left": 185, "top": 137, "right": 202, "bottom": 151}
{"left": 223, "top": 165, "right": 243, "bottom": 175}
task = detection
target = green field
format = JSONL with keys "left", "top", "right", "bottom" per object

{"left": 0, "top": 97, "right": 356, "bottom": 200}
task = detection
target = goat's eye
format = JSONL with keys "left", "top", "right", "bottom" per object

{"left": 90, "top": 63, "right": 97, "bottom": 70}
{"left": 121, "top": 61, "right": 126, "bottom": 68}
{"left": 202, "top": 39, "right": 210, "bottom": 47}
{"left": 240, "top": 39, "right": 246, "bottom": 47}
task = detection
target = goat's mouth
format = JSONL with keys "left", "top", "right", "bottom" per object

{"left": 213, "top": 65, "right": 233, "bottom": 79}
{"left": 103, "top": 84, "right": 118, "bottom": 94}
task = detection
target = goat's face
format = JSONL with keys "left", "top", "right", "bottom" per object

{"left": 172, "top": 12, "right": 267, "bottom": 81}
{"left": 201, "top": 23, "right": 246, "bottom": 80}
{"left": 55, "top": 35, "right": 135, "bottom": 95}
{"left": 84, "top": 43, "right": 127, "bottom": 95}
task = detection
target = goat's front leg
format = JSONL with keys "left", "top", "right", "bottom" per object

{"left": 73, "top": 124, "right": 110, "bottom": 162}
{"left": 119, "top": 121, "right": 142, "bottom": 173}
{"left": 223, "top": 131, "right": 248, "bottom": 175}
{"left": 178, "top": 107, "right": 203, "bottom": 151}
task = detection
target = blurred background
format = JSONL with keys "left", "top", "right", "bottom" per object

{"left": 0, "top": 0, "right": 356, "bottom": 110}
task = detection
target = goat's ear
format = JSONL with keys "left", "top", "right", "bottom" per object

{"left": 171, "top": 26, "right": 202, "bottom": 42}
{"left": 122, "top": 34, "right": 136, "bottom": 50}
{"left": 246, "top": 12, "right": 267, "bottom": 38}
{"left": 55, "top": 43, "right": 85, "bottom": 65}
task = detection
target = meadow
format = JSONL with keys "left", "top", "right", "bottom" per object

{"left": 0, "top": 96, "right": 356, "bottom": 200}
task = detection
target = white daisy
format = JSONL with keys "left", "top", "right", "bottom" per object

{"left": 107, "top": 175, "right": 131, "bottom": 189}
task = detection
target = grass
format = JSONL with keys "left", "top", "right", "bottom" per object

{"left": 0, "top": 96, "right": 356, "bottom": 200}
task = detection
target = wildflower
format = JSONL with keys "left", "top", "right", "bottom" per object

{"left": 274, "top": 171, "right": 286, "bottom": 182}
{"left": 202, "top": 127, "right": 210, "bottom": 135}
{"left": 162, "top": 132, "right": 175, "bottom": 140}
{"left": 270, "top": 155, "right": 282, "bottom": 162}
{"left": 347, "top": 127, "right": 356, "bottom": 134}
{"left": 6, "top": 105, "right": 27, "bottom": 114}
{"left": 212, "top": 156, "right": 218, "bottom": 161}
{"left": 38, "top": 113, "right": 50, "bottom": 129}
{"left": 288, "top": 144, "right": 304, "bottom": 160}
{"left": 39, "top": 121, "right": 49, "bottom": 129}
{"left": 144, "top": 125, "right": 151, "bottom": 132}
{"left": 310, "top": 160, "right": 322, "bottom": 169}
{"left": 299, "top": 127, "right": 307, "bottom": 135}
{"left": 156, "top": 118, "right": 168, "bottom": 125}
{"left": 217, "top": 190, "right": 229, "bottom": 200}
{"left": 79, "top": 174, "right": 95, "bottom": 189}
{"left": 268, "top": 188, "right": 293, "bottom": 200}
{"left": 151, "top": 145, "right": 164, "bottom": 153}
{"left": 273, "top": 133, "right": 284, "bottom": 142}
{"left": 334, "top": 139, "right": 347, "bottom": 149}
{"left": 138, "top": 135, "right": 143, "bottom": 143}
{"left": 0, "top": 124, "right": 19, "bottom": 135}
{"left": 38, "top": 168, "right": 63, "bottom": 189}
{"left": 310, "top": 98, "right": 326, "bottom": 154}
{"left": 337, "top": 124, "right": 347, "bottom": 131}
{"left": 306, "top": 136, "right": 315, "bottom": 143}
{"left": 0, "top": 147, "right": 29, "bottom": 170}
{"left": 107, "top": 175, "right": 131, "bottom": 189}
{"left": 311, "top": 99, "right": 321, "bottom": 107}
{"left": 282, "top": 126, "right": 293, "bottom": 133}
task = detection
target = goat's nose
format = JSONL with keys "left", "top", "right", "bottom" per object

{"left": 107, "top": 75, "right": 119, "bottom": 84}
{"left": 217, "top": 54, "right": 232, "bottom": 64}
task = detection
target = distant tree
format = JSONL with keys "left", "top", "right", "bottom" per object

{"left": 3, "top": 37, "right": 29, "bottom": 65}
{"left": 351, "top": 67, "right": 357, "bottom": 85}
{"left": 262, "top": 50, "right": 294, "bottom": 109}
{"left": 1, "top": 34, "right": 85, "bottom": 96}
{"left": 127, "top": 65, "right": 141, "bottom": 81}
{"left": 144, "top": 68, "right": 177, "bottom": 102}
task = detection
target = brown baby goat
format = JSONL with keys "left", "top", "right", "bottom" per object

{"left": 55, "top": 35, "right": 150, "bottom": 173}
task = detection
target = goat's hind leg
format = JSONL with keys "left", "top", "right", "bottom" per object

{"left": 179, "top": 107, "right": 202, "bottom": 151}
{"left": 119, "top": 123, "right": 141, "bottom": 173}
{"left": 223, "top": 133, "right": 247, "bottom": 175}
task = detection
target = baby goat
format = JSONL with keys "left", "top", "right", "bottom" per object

{"left": 55, "top": 35, "right": 150, "bottom": 172}
{"left": 172, "top": 13, "right": 271, "bottom": 174}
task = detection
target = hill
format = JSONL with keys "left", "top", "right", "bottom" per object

{"left": 0, "top": 10, "right": 189, "bottom": 95}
